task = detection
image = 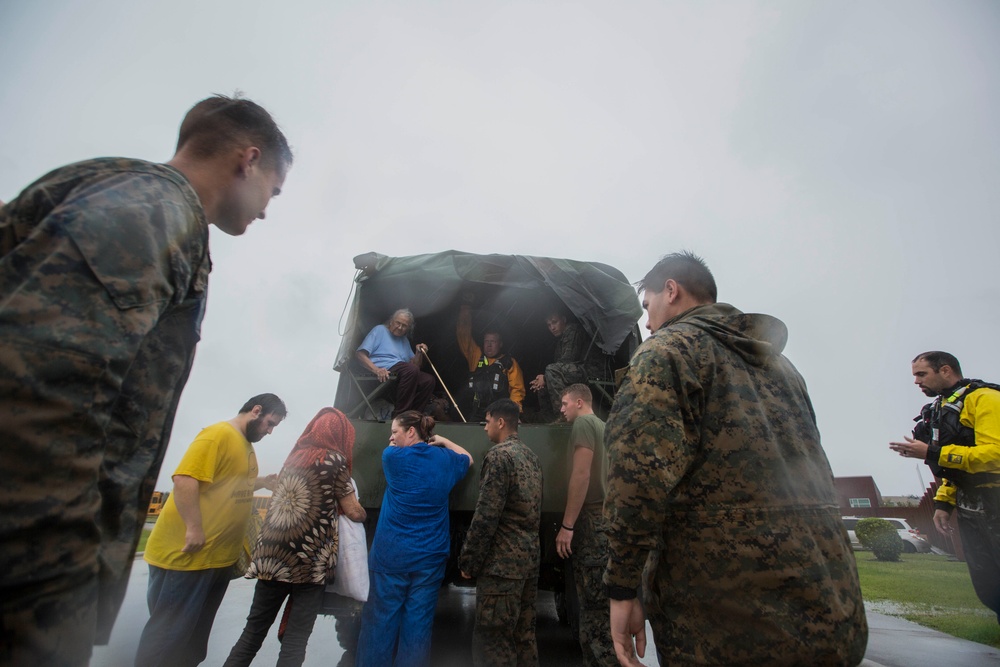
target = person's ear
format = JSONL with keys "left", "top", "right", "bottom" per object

{"left": 239, "top": 147, "right": 263, "bottom": 175}
{"left": 665, "top": 279, "right": 680, "bottom": 303}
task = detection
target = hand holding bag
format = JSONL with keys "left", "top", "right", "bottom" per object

{"left": 328, "top": 478, "right": 370, "bottom": 601}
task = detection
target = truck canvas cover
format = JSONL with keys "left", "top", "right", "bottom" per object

{"left": 334, "top": 250, "right": 643, "bottom": 377}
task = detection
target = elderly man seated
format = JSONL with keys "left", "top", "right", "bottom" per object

{"left": 356, "top": 308, "right": 435, "bottom": 416}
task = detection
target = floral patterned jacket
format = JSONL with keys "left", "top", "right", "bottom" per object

{"left": 247, "top": 450, "right": 354, "bottom": 585}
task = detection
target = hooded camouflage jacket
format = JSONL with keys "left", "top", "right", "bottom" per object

{"left": 603, "top": 302, "right": 867, "bottom": 665}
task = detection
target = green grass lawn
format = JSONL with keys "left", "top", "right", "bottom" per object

{"left": 137, "top": 527, "right": 152, "bottom": 553}
{"left": 854, "top": 552, "right": 1000, "bottom": 648}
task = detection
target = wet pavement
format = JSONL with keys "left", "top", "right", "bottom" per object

{"left": 92, "top": 558, "right": 1000, "bottom": 666}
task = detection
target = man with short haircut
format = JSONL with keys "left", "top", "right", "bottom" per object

{"left": 456, "top": 296, "right": 526, "bottom": 420}
{"left": 529, "top": 311, "right": 600, "bottom": 417}
{"left": 356, "top": 308, "right": 435, "bottom": 416}
{"left": 555, "top": 384, "right": 616, "bottom": 666}
{"left": 0, "top": 95, "right": 292, "bottom": 665}
{"left": 890, "top": 351, "right": 1000, "bottom": 622}
{"left": 135, "top": 393, "right": 285, "bottom": 667}
{"left": 459, "top": 399, "right": 543, "bottom": 666}
{"left": 604, "top": 252, "right": 867, "bottom": 666}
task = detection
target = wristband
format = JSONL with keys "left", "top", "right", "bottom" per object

{"left": 561, "top": 523, "right": 574, "bottom": 531}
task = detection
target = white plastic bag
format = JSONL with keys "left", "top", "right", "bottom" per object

{"left": 328, "top": 479, "right": 369, "bottom": 601}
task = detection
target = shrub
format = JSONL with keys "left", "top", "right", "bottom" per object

{"left": 856, "top": 517, "right": 903, "bottom": 561}
{"left": 871, "top": 531, "right": 904, "bottom": 561}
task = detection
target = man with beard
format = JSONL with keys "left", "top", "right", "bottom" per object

{"left": 135, "top": 394, "right": 286, "bottom": 667}
{"left": 890, "top": 351, "right": 1000, "bottom": 622}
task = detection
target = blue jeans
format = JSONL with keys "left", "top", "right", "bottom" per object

{"left": 356, "top": 561, "right": 446, "bottom": 667}
{"left": 134, "top": 565, "right": 231, "bottom": 667}
{"left": 223, "top": 580, "right": 324, "bottom": 667}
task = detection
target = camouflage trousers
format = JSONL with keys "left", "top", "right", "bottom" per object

{"left": 543, "top": 362, "right": 587, "bottom": 414}
{"left": 572, "top": 506, "right": 617, "bottom": 667}
{"left": 472, "top": 575, "right": 538, "bottom": 667}
{"left": 1, "top": 574, "right": 97, "bottom": 667}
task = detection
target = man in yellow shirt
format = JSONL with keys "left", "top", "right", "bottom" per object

{"left": 891, "top": 351, "right": 1000, "bottom": 623}
{"left": 135, "top": 394, "right": 285, "bottom": 667}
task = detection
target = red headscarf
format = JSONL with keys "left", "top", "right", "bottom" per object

{"left": 283, "top": 407, "right": 355, "bottom": 472}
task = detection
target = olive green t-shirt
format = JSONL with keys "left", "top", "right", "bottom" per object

{"left": 570, "top": 413, "right": 607, "bottom": 507}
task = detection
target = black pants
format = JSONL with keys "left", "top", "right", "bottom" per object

{"left": 957, "top": 504, "right": 1000, "bottom": 621}
{"left": 389, "top": 361, "right": 435, "bottom": 416}
{"left": 223, "top": 580, "right": 324, "bottom": 667}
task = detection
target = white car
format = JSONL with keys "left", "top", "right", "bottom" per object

{"left": 841, "top": 516, "right": 932, "bottom": 553}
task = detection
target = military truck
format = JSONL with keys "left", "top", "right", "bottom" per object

{"left": 331, "top": 251, "right": 642, "bottom": 616}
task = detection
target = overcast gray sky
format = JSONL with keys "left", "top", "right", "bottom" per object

{"left": 2, "top": 0, "right": 998, "bottom": 497}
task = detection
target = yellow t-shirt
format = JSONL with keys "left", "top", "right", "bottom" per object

{"left": 144, "top": 421, "right": 258, "bottom": 571}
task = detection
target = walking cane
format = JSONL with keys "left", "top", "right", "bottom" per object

{"left": 423, "top": 350, "right": 468, "bottom": 423}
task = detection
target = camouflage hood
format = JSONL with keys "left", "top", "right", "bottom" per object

{"left": 664, "top": 302, "right": 788, "bottom": 367}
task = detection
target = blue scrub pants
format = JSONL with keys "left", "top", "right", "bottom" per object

{"left": 356, "top": 561, "right": 446, "bottom": 667}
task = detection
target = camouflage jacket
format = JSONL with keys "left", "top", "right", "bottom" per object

{"left": 554, "top": 323, "right": 605, "bottom": 379}
{"left": 0, "top": 158, "right": 210, "bottom": 641}
{"left": 603, "top": 303, "right": 867, "bottom": 665}
{"left": 554, "top": 322, "right": 587, "bottom": 363}
{"left": 459, "top": 435, "right": 542, "bottom": 579}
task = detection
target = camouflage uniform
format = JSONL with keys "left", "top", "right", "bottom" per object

{"left": 459, "top": 435, "right": 543, "bottom": 667}
{"left": 542, "top": 323, "right": 591, "bottom": 412}
{"left": 571, "top": 507, "right": 617, "bottom": 667}
{"left": 603, "top": 303, "right": 868, "bottom": 666}
{"left": 0, "top": 159, "right": 210, "bottom": 666}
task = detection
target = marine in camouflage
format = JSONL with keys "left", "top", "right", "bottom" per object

{"left": 541, "top": 323, "right": 590, "bottom": 412}
{"left": 571, "top": 506, "right": 617, "bottom": 667}
{"left": 459, "top": 434, "right": 543, "bottom": 667}
{"left": 0, "top": 158, "right": 210, "bottom": 666}
{"left": 603, "top": 302, "right": 868, "bottom": 666}
{"left": 471, "top": 574, "right": 539, "bottom": 667}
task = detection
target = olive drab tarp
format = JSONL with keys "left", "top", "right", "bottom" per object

{"left": 334, "top": 251, "right": 642, "bottom": 372}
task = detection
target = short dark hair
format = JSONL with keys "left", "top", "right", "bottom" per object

{"left": 913, "top": 351, "right": 963, "bottom": 378}
{"left": 239, "top": 393, "right": 287, "bottom": 418}
{"left": 485, "top": 399, "right": 520, "bottom": 429}
{"left": 393, "top": 410, "right": 435, "bottom": 442}
{"left": 637, "top": 251, "right": 717, "bottom": 303}
{"left": 176, "top": 94, "right": 293, "bottom": 174}
{"left": 561, "top": 383, "right": 593, "bottom": 405}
